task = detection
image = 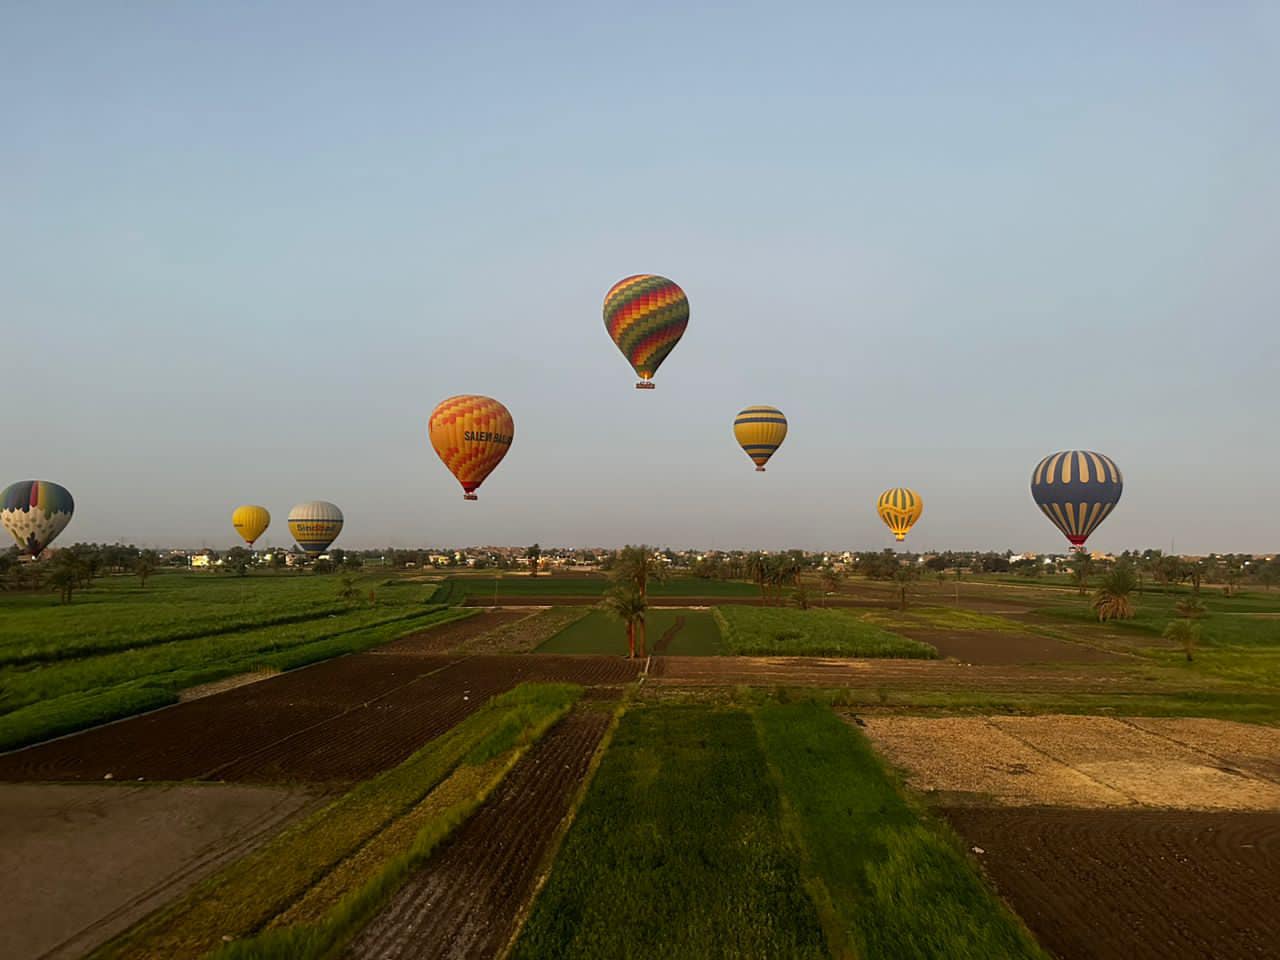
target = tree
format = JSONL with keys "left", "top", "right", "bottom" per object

{"left": 135, "top": 550, "right": 159, "bottom": 589}
{"left": 609, "top": 545, "right": 666, "bottom": 656}
{"left": 1222, "top": 561, "right": 1243, "bottom": 598}
{"left": 1163, "top": 619, "right": 1200, "bottom": 662}
{"left": 1174, "top": 597, "right": 1207, "bottom": 620}
{"left": 1260, "top": 562, "right": 1280, "bottom": 592}
{"left": 746, "top": 552, "right": 769, "bottom": 602}
{"left": 1091, "top": 561, "right": 1138, "bottom": 621}
{"left": 48, "top": 550, "right": 86, "bottom": 603}
{"left": 526, "top": 543, "right": 542, "bottom": 577}
{"left": 600, "top": 585, "right": 647, "bottom": 659}
{"left": 225, "top": 546, "right": 253, "bottom": 577}
{"left": 313, "top": 558, "right": 334, "bottom": 574}
{"left": 818, "top": 566, "right": 842, "bottom": 606}
{"left": 1070, "top": 551, "right": 1093, "bottom": 596}
{"left": 268, "top": 552, "right": 286, "bottom": 571}
{"left": 337, "top": 574, "right": 361, "bottom": 604}
{"left": 893, "top": 564, "right": 920, "bottom": 611}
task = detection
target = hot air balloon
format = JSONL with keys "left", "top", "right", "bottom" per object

{"left": 1030, "top": 451, "right": 1123, "bottom": 550}
{"left": 428, "top": 395, "right": 514, "bottom": 500}
{"left": 877, "top": 488, "right": 923, "bottom": 542}
{"left": 603, "top": 274, "right": 689, "bottom": 389}
{"left": 288, "top": 501, "right": 343, "bottom": 557}
{"left": 733, "top": 406, "right": 788, "bottom": 471}
{"left": 232, "top": 505, "right": 270, "bottom": 547}
{"left": 1, "top": 480, "right": 74, "bottom": 558}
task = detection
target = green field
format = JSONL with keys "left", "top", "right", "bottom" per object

{"left": 534, "top": 609, "right": 722, "bottom": 655}
{"left": 512, "top": 705, "right": 828, "bottom": 959}
{"left": 0, "top": 571, "right": 465, "bottom": 751}
{"left": 716, "top": 605, "right": 938, "bottom": 658}
{"left": 433, "top": 575, "right": 757, "bottom": 603}
{"left": 756, "top": 701, "right": 1047, "bottom": 959}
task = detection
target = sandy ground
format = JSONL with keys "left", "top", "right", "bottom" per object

{"left": 0, "top": 783, "right": 317, "bottom": 960}
{"left": 862, "top": 715, "right": 1280, "bottom": 810}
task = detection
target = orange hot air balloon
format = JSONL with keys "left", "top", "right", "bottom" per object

{"left": 428, "top": 395, "right": 515, "bottom": 500}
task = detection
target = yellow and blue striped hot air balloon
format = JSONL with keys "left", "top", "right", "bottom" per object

{"left": 232, "top": 505, "right": 270, "bottom": 547}
{"left": 877, "top": 488, "right": 923, "bottom": 542}
{"left": 288, "top": 501, "right": 343, "bottom": 557}
{"left": 1, "top": 480, "right": 74, "bottom": 557}
{"left": 1031, "top": 451, "right": 1123, "bottom": 549}
{"left": 733, "top": 406, "right": 788, "bottom": 471}
{"left": 602, "top": 275, "right": 689, "bottom": 389}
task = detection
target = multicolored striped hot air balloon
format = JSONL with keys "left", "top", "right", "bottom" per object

{"left": 733, "top": 406, "right": 788, "bottom": 471}
{"left": 1, "top": 480, "right": 75, "bottom": 557}
{"left": 602, "top": 274, "right": 689, "bottom": 389}
{"left": 232, "top": 505, "right": 270, "bottom": 547}
{"left": 288, "top": 501, "right": 343, "bottom": 557}
{"left": 1030, "top": 451, "right": 1123, "bottom": 549}
{"left": 428, "top": 395, "right": 515, "bottom": 500}
{"left": 877, "top": 488, "right": 923, "bottom": 542}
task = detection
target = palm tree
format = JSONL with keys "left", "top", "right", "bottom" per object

{"left": 745, "top": 552, "right": 769, "bottom": 603}
{"left": 135, "top": 550, "right": 159, "bottom": 588}
{"left": 609, "top": 545, "right": 666, "bottom": 656}
{"left": 893, "top": 564, "right": 920, "bottom": 611}
{"left": 1091, "top": 561, "right": 1138, "bottom": 621}
{"left": 1070, "top": 551, "right": 1093, "bottom": 596}
{"left": 818, "top": 566, "right": 842, "bottom": 606}
{"left": 601, "top": 585, "right": 647, "bottom": 659}
{"left": 1163, "top": 618, "right": 1200, "bottom": 661}
{"left": 1174, "top": 597, "right": 1206, "bottom": 620}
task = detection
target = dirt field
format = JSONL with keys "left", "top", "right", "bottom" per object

{"left": 0, "top": 655, "right": 638, "bottom": 784}
{"left": 863, "top": 716, "right": 1280, "bottom": 809}
{"left": 945, "top": 807, "right": 1280, "bottom": 960}
{"left": 348, "top": 708, "right": 610, "bottom": 959}
{"left": 0, "top": 783, "right": 318, "bottom": 960}
{"left": 648, "top": 655, "right": 1150, "bottom": 693}
{"left": 889, "top": 627, "right": 1126, "bottom": 665}
{"left": 375, "top": 610, "right": 529, "bottom": 655}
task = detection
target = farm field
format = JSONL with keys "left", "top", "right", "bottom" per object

{"left": 716, "top": 604, "right": 938, "bottom": 658}
{"left": 434, "top": 574, "right": 757, "bottom": 604}
{"left": 534, "top": 608, "right": 722, "bottom": 655}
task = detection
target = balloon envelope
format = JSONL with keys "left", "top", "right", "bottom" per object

{"left": 288, "top": 501, "right": 343, "bottom": 557}
{"left": 428, "top": 395, "right": 514, "bottom": 500}
{"left": 603, "top": 275, "right": 689, "bottom": 388}
{"left": 877, "top": 488, "right": 923, "bottom": 542}
{"left": 1030, "top": 451, "right": 1123, "bottom": 548}
{"left": 733, "top": 406, "right": 788, "bottom": 471}
{"left": 1, "top": 480, "right": 74, "bottom": 557}
{"left": 232, "top": 505, "right": 270, "bottom": 546}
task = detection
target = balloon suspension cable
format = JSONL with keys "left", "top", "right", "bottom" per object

{"left": 463, "top": 493, "right": 478, "bottom": 501}
{"left": 635, "top": 380, "right": 656, "bottom": 390}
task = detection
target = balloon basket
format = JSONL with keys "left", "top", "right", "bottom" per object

{"left": 755, "top": 466, "right": 766, "bottom": 472}
{"left": 635, "top": 381, "right": 655, "bottom": 390}
{"left": 463, "top": 493, "right": 478, "bottom": 501}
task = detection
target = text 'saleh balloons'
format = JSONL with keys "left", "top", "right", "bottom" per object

{"left": 429, "top": 395, "right": 515, "bottom": 500}
{"left": 603, "top": 275, "right": 689, "bottom": 389}
{"left": 877, "top": 488, "right": 923, "bottom": 542}
{"left": 1, "top": 480, "right": 74, "bottom": 557}
{"left": 733, "top": 406, "right": 788, "bottom": 471}
{"left": 288, "top": 501, "right": 343, "bottom": 557}
{"left": 232, "top": 505, "right": 270, "bottom": 547}
{"left": 1031, "top": 451, "right": 1123, "bottom": 550}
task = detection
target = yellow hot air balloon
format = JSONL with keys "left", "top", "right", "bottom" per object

{"left": 733, "top": 406, "right": 788, "bottom": 471}
{"left": 877, "top": 488, "right": 923, "bottom": 542}
{"left": 428, "top": 395, "right": 515, "bottom": 500}
{"left": 232, "top": 505, "right": 270, "bottom": 547}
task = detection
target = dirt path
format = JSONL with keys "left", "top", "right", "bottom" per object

{"left": 648, "top": 655, "right": 1154, "bottom": 692}
{"left": 0, "top": 655, "right": 638, "bottom": 785}
{"left": 0, "top": 783, "right": 318, "bottom": 960}
{"left": 651, "top": 616, "right": 686, "bottom": 655}
{"left": 346, "top": 709, "right": 610, "bottom": 960}
{"left": 945, "top": 807, "right": 1280, "bottom": 960}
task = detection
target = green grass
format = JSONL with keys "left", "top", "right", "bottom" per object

{"left": 94, "top": 683, "right": 583, "bottom": 960}
{"left": 535, "top": 608, "right": 723, "bottom": 655}
{"left": 716, "top": 605, "right": 938, "bottom": 658}
{"left": 512, "top": 705, "right": 827, "bottom": 960}
{"left": 863, "top": 605, "right": 1028, "bottom": 634}
{"left": 756, "top": 700, "right": 1048, "bottom": 960}
{"left": 0, "top": 573, "right": 468, "bottom": 751}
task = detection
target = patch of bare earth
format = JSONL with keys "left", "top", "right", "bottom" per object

{"left": 862, "top": 715, "right": 1280, "bottom": 810}
{"left": 346, "top": 709, "right": 610, "bottom": 960}
{"left": 0, "top": 783, "right": 318, "bottom": 960}
{"left": 944, "top": 807, "right": 1280, "bottom": 960}
{"left": 374, "top": 611, "right": 524, "bottom": 655}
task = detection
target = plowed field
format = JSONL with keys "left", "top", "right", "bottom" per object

{"left": 944, "top": 807, "right": 1280, "bottom": 960}
{"left": 0, "top": 655, "right": 637, "bottom": 785}
{"left": 348, "top": 709, "right": 610, "bottom": 959}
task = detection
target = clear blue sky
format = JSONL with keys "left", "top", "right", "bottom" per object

{"left": 4, "top": 3, "right": 1277, "bottom": 553}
